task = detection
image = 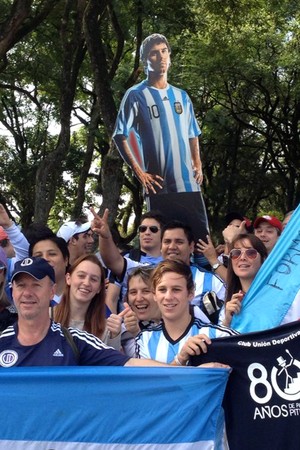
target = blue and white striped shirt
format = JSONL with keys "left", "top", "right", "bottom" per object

{"left": 136, "top": 311, "right": 238, "bottom": 363}
{"left": 114, "top": 80, "right": 201, "bottom": 194}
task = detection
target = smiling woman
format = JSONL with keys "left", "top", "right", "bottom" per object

{"left": 220, "top": 233, "right": 268, "bottom": 327}
{"left": 54, "top": 255, "right": 105, "bottom": 336}
{"left": 54, "top": 254, "right": 122, "bottom": 350}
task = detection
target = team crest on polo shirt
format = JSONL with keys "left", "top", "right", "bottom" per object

{"left": 174, "top": 102, "right": 183, "bottom": 114}
{"left": 21, "top": 258, "right": 34, "bottom": 266}
{"left": 0, "top": 350, "right": 18, "bottom": 367}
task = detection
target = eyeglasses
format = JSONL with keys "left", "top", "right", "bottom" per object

{"left": 230, "top": 248, "right": 259, "bottom": 260}
{"left": 128, "top": 265, "right": 156, "bottom": 277}
{"left": 0, "top": 239, "right": 9, "bottom": 248}
{"left": 138, "top": 225, "right": 160, "bottom": 234}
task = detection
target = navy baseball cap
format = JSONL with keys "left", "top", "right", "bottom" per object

{"left": 11, "top": 257, "right": 56, "bottom": 283}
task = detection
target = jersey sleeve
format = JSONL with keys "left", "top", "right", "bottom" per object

{"left": 135, "top": 331, "right": 151, "bottom": 360}
{"left": 70, "top": 329, "right": 130, "bottom": 366}
{"left": 185, "top": 93, "right": 201, "bottom": 139}
{"left": 113, "top": 89, "right": 137, "bottom": 139}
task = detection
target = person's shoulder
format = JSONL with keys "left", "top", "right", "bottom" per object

{"left": 168, "top": 82, "right": 185, "bottom": 92}
{"left": 193, "top": 317, "right": 239, "bottom": 336}
{"left": 0, "top": 324, "right": 16, "bottom": 338}
{"left": 66, "top": 326, "right": 110, "bottom": 349}
{"left": 136, "top": 322, "right": 163, "bottom": 339}
{"left": 140, "top": 320, "right": 162, "bottom": 332}
{"left": 124, "top": 256, "right": 149, "bottom": 271}
{"left": 192, "top": 265, "right": 224, "bottom": 287}
{"left": 167, "top": 83, "right": 189, "bottom": 96}
{"left": 125, "top": 80, "right": 148, "bottom": 95}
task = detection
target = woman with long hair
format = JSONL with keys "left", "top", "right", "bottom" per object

{"left": 54, "top": 254, "right": 121, "bottom": 349}
{"left": 220, "top": 233, "right": 268, "bottom": 327}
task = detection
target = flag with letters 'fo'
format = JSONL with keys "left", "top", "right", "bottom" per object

{"left": 231, "top": 203, "right": 300, "bottom": 332}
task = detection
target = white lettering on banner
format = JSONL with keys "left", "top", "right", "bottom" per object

{"left": 248, "top": 349, "right": 300, "bottom": 420}
{"left": 237, "top": 330, "right": 300, "bottom": 348}
{"left": 253, "top": 404, "right": 289, "bottom": 420}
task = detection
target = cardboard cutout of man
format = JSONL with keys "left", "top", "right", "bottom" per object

{"left": 113, "top": 34, "right": 209, "bottom": 243}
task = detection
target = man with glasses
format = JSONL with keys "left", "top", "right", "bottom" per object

{"left": 57, "top": 219, "right": 94, "bottom": 265}
{"left": 106, "top": 211, "right": 164, "bottom": 313}
{"left": 133, "top": 211, "right": 164, "bottom": 265}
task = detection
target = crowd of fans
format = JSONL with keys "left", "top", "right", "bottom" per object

{"left": 0, "top": 201, "right": 296, "bottom": 368}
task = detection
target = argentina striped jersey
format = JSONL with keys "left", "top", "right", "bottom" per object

{"left": 113, "top": 80, "right": 201, "bottom": 193}
{"left": 135, "top": 313, "right": 238, "bottom": 363}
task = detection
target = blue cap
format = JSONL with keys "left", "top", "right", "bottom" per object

{"left": 11, "top": 257, "right": 55, "bottom": 283}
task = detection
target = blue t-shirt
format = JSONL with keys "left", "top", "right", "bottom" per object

{"left": 0, "top": 321, "right": 130, "bottom": 367}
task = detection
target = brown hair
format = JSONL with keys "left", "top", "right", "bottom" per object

{"left": 151, "top": 259, "right": 194, "bottom": 293}
{"left": 54, "top": 254, "right": 106, "bottom": 338}
{"left": 127, "top": 266, "right": 154, "bottom": 290}
{"left": 226, "top": 233, "right": 268, "bottom": 302}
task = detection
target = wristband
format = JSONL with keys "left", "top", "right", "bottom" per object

{"left": 174, "top": 354, "right": 189, "bottom": 366}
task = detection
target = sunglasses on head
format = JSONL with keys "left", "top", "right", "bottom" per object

{"left": 138, "top": 225, "right": 160, "bottom": 233}
{"left": 230, "top": 248, "right": 259, "bottom": 260}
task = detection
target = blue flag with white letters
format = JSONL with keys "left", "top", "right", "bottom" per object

{"left": 0, "top": 366, "right": 229, "bottom": 449}
{"left": 231, "top": 204, "right": 300, "bottom": 332}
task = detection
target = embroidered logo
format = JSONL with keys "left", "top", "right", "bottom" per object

{"left": 20, "top": 258, "right": 34, "bottom": 267}
{"left": 53, "top": 349, "right": 64, "bottom": 357}
{"left": 174, "top": 101, "right": 183, "bottom": 114}
{"left": 0, "top": 350, "right": 18, "bottom": 367}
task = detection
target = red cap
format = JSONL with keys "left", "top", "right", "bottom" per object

{"left": 253, "top": 215, "right": 282, "bottom": 232}
{"left": 0, "top": 226, "right": 8, "bottom": 241}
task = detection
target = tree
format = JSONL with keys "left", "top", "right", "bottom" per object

{"left": 0, "top": 0, "right": 299, "bottom": 239}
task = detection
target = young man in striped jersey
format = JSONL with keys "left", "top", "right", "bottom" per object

{"left": 135, "top": 259, "right": 238, "bottom": 364}
{"left": 113, "top": 34, "right": 209, "bottom": 244}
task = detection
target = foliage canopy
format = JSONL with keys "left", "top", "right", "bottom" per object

{"left": 0, "top": 0, "right": 299, "bottom": 243}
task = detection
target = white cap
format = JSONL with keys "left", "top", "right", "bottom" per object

{"left": 57, "top": 221, "right": 91, "bottom": 242}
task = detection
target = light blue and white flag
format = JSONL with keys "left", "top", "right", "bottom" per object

{"left": 0, "top": 366, "right": 230, "bottom": 449}
{"left": 231, "top": 203, "right": 300, "bottom": 333}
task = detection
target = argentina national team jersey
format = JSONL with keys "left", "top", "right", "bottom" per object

{"left": 0, "top": 321, "right": 130, "bottom": 367}
{"left": 135, "top": 310, "right": 238, "bottom": 364}
{"left": 114, "top": 80, "right": 201, "bottom": 193}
